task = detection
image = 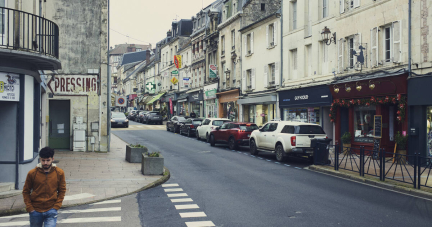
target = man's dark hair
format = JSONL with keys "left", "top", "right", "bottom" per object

{"left": 39, "top": 147, "right": 55, "bottom": 158}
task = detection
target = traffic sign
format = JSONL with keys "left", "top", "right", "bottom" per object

{"left": 116, "top": 96, "right": 126, "bottom": 107}
{"left": 171, "top": 77, "right": 179, "bottom": 85}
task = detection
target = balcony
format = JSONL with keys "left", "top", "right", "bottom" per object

{"left": 0, "top": 7, "right": 61, "bottom": 72}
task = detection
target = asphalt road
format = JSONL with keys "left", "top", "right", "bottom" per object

{"left": 113, "top": 121, "right": 432, "bottom": 227}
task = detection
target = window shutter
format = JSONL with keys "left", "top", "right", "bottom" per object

{"left": 242, "top": 71, "right": 246, "bottom": 93}
{"left": 251, "top": 32, "right": 254, "bottom": 53}
{"left": 354, "top": 0, "right": 360, "bottom": 8}
{"left": 266, "top": 25, "right": 269, "bottom": 48}
{"left": 392, "top": 21, "right": 402, "bottom": 63}
{"left": 252, "top": 68, "right": 256, "bottom": 90}
{"left": 354, "top": 33, "right": 362, "bottom": 70}
{"left": 274, "top": 22, "right": 278, "bottom": 46}
{"left": 339, "top": 0, "right": 345, "bottom": 14}
{"left": 338, "top": 38, "right": 344, "bottom": 73}
{"left": 275, "top": 62, "right": 280, "bottom": 86}
{"left": 370, "top": 27, "right": 378, "bottom": 67}
{"left": 243, "top": 35, "right": 246, "bottom": 55}
{"left": 263, "top": 65, "right": 268, "bottom": 87}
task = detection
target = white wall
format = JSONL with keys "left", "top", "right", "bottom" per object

{"left": 24, "top": 75, "right": 34, "bottom": 160}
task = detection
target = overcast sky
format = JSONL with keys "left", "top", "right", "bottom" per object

{"left": 110, "top": 0, "right": 216, "bottom": 48}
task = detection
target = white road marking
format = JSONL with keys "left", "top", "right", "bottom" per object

{"left": 175, "top": 204, "right": 200, "bottom": 210}
{"left": 163, "top": 183, "right": 180, "bottom": 187}
{"left": 164, "top": 188, "right": 183, "bottom": 192}
{"left": 295, "top": 167, "right": 302, "bottom": 169}
{"left": 179, "top": 212, "right": 207, "bottom": 218}
{"left": 185, "top": 221, "right": 216, "bottom": 227}
{"left": 258, "top": 157, "right": 263, "bottom": 160}
{"left": 59, "top": 217, "right": 121, "bottom": 223}
{"left": 275, "top": 162, "right": 281, "bottom": 164}
{"left": 250, "top": 155, "right": 256, "bottom": 157}
{"left": 266, "top": 159, "right": 271, "bottom": 161}
{"left": 0, "top": 213, "right": 28, "bottom": 219}
{"left": 243, "top": 153, "right": 248, "bottom": 155}
{"left": 284, "top": 164, "right": 290, "bottom": 167}
{"left": 0, "top": 221, "right": 28, "bottom": 226}
{"left": 237, "top": 152, "right": 242, "bottom": 153}
{"left": 92, "top": 199, "right": 121, "bottom": 205}
{"left": 64, "top": 193, "right": 95, "bottom": 201}
{"left": 167, "top": 193, "right": 188, "bottom": 197}
{"left": 171, "top": 198, "right": 193, "bottom": 203}
{"left": 60, "top": 207, "right": 121, "bottom": 214}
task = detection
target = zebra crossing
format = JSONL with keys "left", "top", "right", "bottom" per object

{"left": 162, "top": 183, "right": 216, "bottom": 227}
{"left": 0, "top": 199, "right": 122, "bottom": 226}
{"left": 112, "top": 124, "right": 166, "bottom": 131}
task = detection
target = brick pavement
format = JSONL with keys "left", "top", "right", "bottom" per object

{"left": 0, "top": 134, "right": 169, "bottom": 216}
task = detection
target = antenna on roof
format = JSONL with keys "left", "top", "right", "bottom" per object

{"left": 174, "top": 14, "right": 179, "bottom": 21}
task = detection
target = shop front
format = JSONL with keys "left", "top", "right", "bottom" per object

{"left": 237, "top": 94, "right": 277, "bottom": 126}
{"left": 188, "top": 91, "right": 203, "bottom": 118}
{"left": 407, "top": 76, "right": 432, "bottom": 157}
{"left": 330, "top": 74, "right": 408, "bottom": 152}
{"left": 162, "top": 93, "right": 177, "bottom": 118}
{"left": 147, "top": 92, "right": 165, "bottom": 112}
{"left": 204, "top": 83, "right": 218, "bottom": 118}
{"left": 279, "top": 85, "right": 333, "bottom": 142}
{"left": 177, "top": 93, "right": 189, "bottom": 116}
{"left": 217, "top": 89, "right": 239, "bottom": 121}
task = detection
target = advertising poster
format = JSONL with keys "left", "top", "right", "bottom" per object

{"left": 0, "top": 72, "right": 20, "bottom": 102}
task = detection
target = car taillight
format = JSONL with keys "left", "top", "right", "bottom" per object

{"left": 291, "top": 136, "right": 296, "bottom": 146}
{"left": 190, "top": 125, "right": 195, "bottom": 128}
{"left": 326, "top": 136, "right": 328, "bottom": 139}
{"left": 238, "top": 130, "right": 245, "bottom": 132}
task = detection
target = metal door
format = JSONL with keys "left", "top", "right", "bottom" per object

{"left": 49, "top": 100, "right": 70, "bottom": 149}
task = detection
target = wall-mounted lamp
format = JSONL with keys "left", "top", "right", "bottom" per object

{"left": 334, "top": 85, "right": 340, "bottom": 93}
{"left": 345, "top": 84, "right": 351, "bottom": 92}
{"left": 356, "top": 82, "right": 362, "bottom": 91}
{"left": 321, "top": 26, "right": 337, "bottom": 45}
{"left": 369, "top": 80, "right": 379, "bottom": 90}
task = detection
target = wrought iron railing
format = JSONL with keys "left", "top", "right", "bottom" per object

{"left": 0, "top": 7, "right": 59, "bottom": 58}
{"left": 314, "top": 143, "right": 432, "bottom": 189}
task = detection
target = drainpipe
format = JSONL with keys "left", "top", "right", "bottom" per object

{"left": 408, "top": 0, "right": 412, "bottom": 78}
{"left": 279, "top": 1, "right": 283, "bottom": 120}
{"left": 107, "top": 0, "right": 111, "bottom": 152}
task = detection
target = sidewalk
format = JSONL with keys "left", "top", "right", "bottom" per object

{"left": 0, "top": 134, "right": 170, "bottom": 216}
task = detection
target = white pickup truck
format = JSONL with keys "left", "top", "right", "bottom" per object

{"left": 249, "top": 121, "right": 328, "bottom": 162}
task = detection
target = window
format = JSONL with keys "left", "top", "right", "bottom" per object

{"left": 384, "top": 26, "right": 392, "bottom": 62}
{"left": 269, "top": 123, "right": 278, "bottom": 132}
{"left": 221, "top": 123, "right": 230, "bottom": 129}
{"left": 233, "top": 1, "right": 237, "bottom": 14}
{"left": 213, "top": 120, "right": 230, "bottom": 126}
{"left": 282, "top": 125, "right": 295, "bottom": 134}
{"left": 322, "top": 0, "right": 328, "bottom": 18}
{"left": 221, "top": 35, "right": 225, "bottom": 54}
{"left": 295, "top": 125, "right": 325, "bottom": 134}
{"left": 261, "top": 123, "right": 271, "bottom": 132}
{"left": 292, "top": 1, "right": 297, "bottom": 30}
{"left": 291, "top": 49, "right": 298, "bottom": 70}
{"left": 113, "top": 77, "right": 117, "bottom": 84}
{"left": 231, "top": 30, "right": 235, "bottom": 50}
{"left": 246, "top": 33, "right": 252, "bottom": 54}
{"left": 261, "top": 3, "right": 265, "bottom": 11}
{"left": 354, "top": 105, "right": 376, "bottom": 143}
{"left": 247, "top": 69, "right": 252, "bottom": 89}
{"left": 348, "top": 37, "right": 354, "bottom": 68}
{"left": 136, "top": 48, "right": 142, "bottom": 52}
{"left": 283, "top": 107, "right": 320, "bottom": 124}
{"left": 269, "top": 24, "right": 275, "bottom": 46}
{"left": 269, "top": 63, "right": 275, "bottom": 83}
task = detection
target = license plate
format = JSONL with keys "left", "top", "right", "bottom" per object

{"left": 247, "top": 135, "right": 250, "bottom": 137}
{"left": 306, "top": 150, "right": 313, "bottom": 154}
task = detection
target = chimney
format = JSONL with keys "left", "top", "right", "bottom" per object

{"left": 167, "top": 29, "right": 172, "bottom": 37}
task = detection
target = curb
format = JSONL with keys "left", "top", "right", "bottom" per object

{"left": 309, "top": 165, "right": 432, "bottom": 201}
{"left": 0, "top": 167, "right": 171, "bottom": 217}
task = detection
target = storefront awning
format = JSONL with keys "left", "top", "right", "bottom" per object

{"left": 141, "top": 96, "right": 153, "bottom": 104}
{"left": 279, "top": 85, "right": 332, "bottom": 108}
{"left": 177, "top": 93, "right": 189, "bottom": 102}
{"left": 237, "top": 95, "right": 277, "bottom": 105}
{"left": 147, "top": 92, "right": 165, "bottom": 105}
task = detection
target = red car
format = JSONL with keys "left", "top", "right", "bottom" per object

{"left": 209, "top": 122, "right": 259, "bottom": 150}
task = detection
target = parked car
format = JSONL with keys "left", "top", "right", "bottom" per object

{"left": 111, "top": 112, "right": 129, "bottom": 128}
{"left": 209, "top": 122, "right": 259, "bottom": 150}
{"left": 137, "top": 111, "right": 149, "bottom": 123}
{"left": 144, "top": 111, "right": 163, "bottom": 125}
{"left": 179, "top": 118, "right": 204, "bottom": 137}
{"left": 166, "top": 116, "right": 187, "bottom": 133}
{"left": 134, "top": 111, "right": 144, "bottom": 122}
{"left": 196, "top": 118, "right": 231, "bottom": 142}
{"left": 249, "top": 122, "right": 327, "bottom": 162}
{"left": 127, "top": 110, "right": 137, "bottom": 120}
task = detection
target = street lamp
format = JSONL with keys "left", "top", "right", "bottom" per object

{"left": 321, "top": 26, "right": 337, "bottom": 45}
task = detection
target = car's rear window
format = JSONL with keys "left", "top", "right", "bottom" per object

{"left": 192, "top": 120, "right": 202, "bottom": 125}
{"left": 295, "top": 125, "right": 325, "bottom": 134}
{"left": 239, "top": 125, "right": 259, "bottom": 131}
{"left": 150, "top": 112, "right": 160, "bottom": 115}
{"left": 212, "top": 120, "right": 230, "bottom": 126}
{"left": 112, "top": 113, "right": 125, "bottom": 118}
{"left": 177, "top": 117, "right": 186, "bottom": 121}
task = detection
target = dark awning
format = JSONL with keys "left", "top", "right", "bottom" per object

{"left": 279, "top": 85, "right": 332, "bottom": 108}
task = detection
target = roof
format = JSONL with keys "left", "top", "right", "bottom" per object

{"left": 239, "top": 10, "right": 281, "bottom": 32}
{"left": 110, "top": 44, "right": 151, "bottom": 55}
{"left": 120, "top": 50, "right": 149, "bottom": 66}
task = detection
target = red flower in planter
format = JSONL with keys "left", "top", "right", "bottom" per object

{"left": 357, "top": 99, "right": 361, "bottom": 105}
{"left": 400, "top": 104, "right": 404, "bottom": 109}
{"left": 371, "top": 96, "right": 375, "bottom": 101}
{"left": 330, "top": 107, "right": 333, "bottom": 111}
{"left": 397, "top": 110, "right": 401, "bottom": 115}
{"left": 397, "top": 116, "right": 401, "bottom": 121}
{"left": 330, "top": 119, "right": 334, "bottom": 122}
{"left": 379, "top": 100, "right": 383, "bottom": 104}
{"left": 366, "top": 102, "right": 370, "bottom": 106}
{"left": 385, "top": 96, "right": 389, "bottom": 101}
{"left": 329, "top": 114, "right": 332, "bottom": 117}
{"left": 397, "top": 94, "right": 401, "bottom": 101}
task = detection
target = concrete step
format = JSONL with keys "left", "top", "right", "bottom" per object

{"left": 0, "top": 189, "right": 22, "bottom": 199}
{"left": 0, "top": 182, "right": 15, "bottom": 193}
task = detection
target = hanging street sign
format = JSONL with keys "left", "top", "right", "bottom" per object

{"left": 174, "top": 55, "right": 182, "bottom": 69}
{"left": 209, "top": 64, "right": 218, "bottom": 79}
{"left": 172, "top": 70, "right": 179, "bottom": 75}
{"left": 171, "top": 77, "right": 179, "bottom": 85}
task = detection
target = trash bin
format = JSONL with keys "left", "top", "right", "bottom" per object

{"left": 311, "top": 138, "right": 332, "bottom": 165}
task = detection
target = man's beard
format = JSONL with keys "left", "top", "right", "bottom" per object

{"left": 43, "top": 163, "right": 52, "bottom": 170}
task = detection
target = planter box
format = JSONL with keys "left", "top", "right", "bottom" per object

{"left": 126, "top": 145, "right": 148, "bottom": 163}
{"left": 141, "top": 154, "right": 164, "bottom": 175}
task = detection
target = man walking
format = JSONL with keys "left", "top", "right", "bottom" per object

{"left": 23, "top": 147, "right": 66, "bottom": 227}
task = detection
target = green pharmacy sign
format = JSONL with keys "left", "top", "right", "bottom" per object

{"left": 172, "top": 70, "right": 179, "bottom": 75}
{"left": 146, "top": 82, "right": 155, "bottom": 91}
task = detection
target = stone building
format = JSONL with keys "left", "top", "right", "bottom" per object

{"left": 44, "top": 0, "right": 109, "bottom": 152}
{"left": 0, "top": 0, "right": 61, "bottom": 189}
{"left": 237, "top": 0, "right": 281, "bottom": 125}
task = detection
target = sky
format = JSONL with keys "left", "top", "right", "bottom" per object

{"left": 110, "top": 0, "right": 217, "bottom": 49}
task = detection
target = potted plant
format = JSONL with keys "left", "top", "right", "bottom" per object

{"left": 341, "top": 132, "right": 352, "bottom": 155}
{"left": 126, "top": 144, "right": 148, "bottom": 163}
{"left": 394, "top": 131, "right": 408, "bottom": 164}
{"left": 142, "top": 152, "right": 164, "bottom": 175}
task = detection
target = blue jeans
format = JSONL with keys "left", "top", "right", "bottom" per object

{"left": 29, "top": 208, "right": 58, "bottom": 227}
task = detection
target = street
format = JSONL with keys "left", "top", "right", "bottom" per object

{"left": 119, "top": 122, "right": 432, "bottom": 227}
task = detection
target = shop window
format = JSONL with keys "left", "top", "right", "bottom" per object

{"left": 353, "top": 105, "right": 376, "bottom": 143}
{"left": 283, "top": 107, "right": 320, "bottom": 124}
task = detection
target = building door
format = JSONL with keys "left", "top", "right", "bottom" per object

{"left": 49, "top": 100, "right": 70, "bottom": 149}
